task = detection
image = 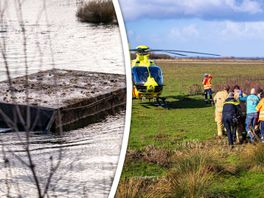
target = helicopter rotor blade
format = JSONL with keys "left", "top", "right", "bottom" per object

{"left": 130, "top": 49, "right": 187, "bottom": 56}
{"left": 158, "top": 51, "right": 187, "bottom": 56}
{"left": 152, "top": 49, "right": 220, "bottom": 56}
{"left": 130, "top": 48, "right": 220, "bottom": 57}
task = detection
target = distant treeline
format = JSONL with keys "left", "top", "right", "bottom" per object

{"left": 130, "top": 53, "right": 174, "bottom": 60}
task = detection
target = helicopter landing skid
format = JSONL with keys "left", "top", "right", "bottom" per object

{"left": 155, "top": 97, "right": 168, "bottom": 109}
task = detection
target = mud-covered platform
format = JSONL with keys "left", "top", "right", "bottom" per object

{"left": 0, "top": 69, "right": 126, "bottom": 133}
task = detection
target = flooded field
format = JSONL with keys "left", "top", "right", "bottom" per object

{"left": 0, "top": 0, "right": 125, "bottom": 81}
{"left": 0, "top": 0, "right": 126, "bottom": 197}
{"left": 0, "top": 114, "right": 125, "bottom": 197}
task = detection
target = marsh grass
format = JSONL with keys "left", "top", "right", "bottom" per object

{"left": 119, "top": 146, "right": 230, "bottom": 198}
{"left": 142, "top": 145, "right": 172, "bottom": 167}
{"left": 153, "top": 169, "right": 214, "bottom": 198}
{"left": 155, "top": 149, "right": 221, "bottom": 198}
{"left": 115, "top": 177, "right": 155, "bottom": 198}
{"left": 119, "top": 140, "right": 264, "bottom": 197}
{"left": 76, "top": 0, "right": 117, "bottom": 24}
{"left": 240, "top": 144, "right": 264, "bottom": 172}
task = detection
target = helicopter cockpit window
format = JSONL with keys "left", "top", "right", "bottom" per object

{"left": 149, "top": 66, "right": 163, "bottom": 85}
{"left": 132, "top": 67, "right": 149, "bottom": 84}
{"left": 137, "top": 49, "right": 150, "bottom": 56}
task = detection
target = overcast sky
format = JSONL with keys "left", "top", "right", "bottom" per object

{"left": 119, "top": 0, "right": 264, "bottom": 57}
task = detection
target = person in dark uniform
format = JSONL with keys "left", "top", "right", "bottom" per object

{"left": 222, "top": 92, "right": 241, "bottom": 147}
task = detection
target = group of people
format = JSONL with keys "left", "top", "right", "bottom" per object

{"left": 202, "top": 73, "right": 264, "bottom": 146}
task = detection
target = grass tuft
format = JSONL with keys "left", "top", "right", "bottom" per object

{"left": 142, "top": 145, "right": 172, "bottom": 167}
{"left": 148, "top": 149, "right": 220, "bottom": 198}
{"left": 172, "top": 148, "right": 225, "bottom": 174}
{"left": 240, "top": 144, "right": 264, "bottom": 172}
{"left": 115, "top": 177, "right": 155, "bottom": 198}
{"left": 76, "top": 0, "right": 117, "bottom": 24}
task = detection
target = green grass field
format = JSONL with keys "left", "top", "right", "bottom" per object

{"left": 117, "top": 60, "right": 264, "bottom": 198}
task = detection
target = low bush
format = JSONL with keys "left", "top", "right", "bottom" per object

{"left": 76, "top": 0, "right": 117, "bottom": 24}
{"left": 189, "top": 84, "right": 203, "bottom": 95}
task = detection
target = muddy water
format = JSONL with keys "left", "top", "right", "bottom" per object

{"left": 0, "top": 0, "right": 125, "bottom": 81}
{"left": 0, "top": 0, "right": 126, "bottom": 197}
{"left": 0, "top": 114, "right": 124, "bottom": 197}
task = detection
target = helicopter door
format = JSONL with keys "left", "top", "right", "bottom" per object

{"left": 149, "top": 66, "right": 163, "bottom": 86}
{"left": 132, "top": 67, "right": 149, "bottom": 85}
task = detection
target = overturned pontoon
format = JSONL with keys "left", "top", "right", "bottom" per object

{"left": 0, "top": 69, "right": 126, "bottom": 133}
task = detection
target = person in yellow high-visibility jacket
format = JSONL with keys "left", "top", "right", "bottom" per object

{"left": 202, "top": 73, "right": 213, "bottom": 104}
{"left": 256, "top": 94, "right": 264, "bottom": 143}
{"left": 214, "top": 85, "right": 230, "bottom": 137}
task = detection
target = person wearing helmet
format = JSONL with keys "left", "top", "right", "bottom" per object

{"left": 240, "top": 88, "right": 260, "bottom": 143}
{"left": 202, "top": 73, "right": 213, "bottom": 104}
{"left": 222, "top": 92, "right": 241, "bottom": 147}
{"left": 213, "top": 85, "right": 230, "bottom": 137}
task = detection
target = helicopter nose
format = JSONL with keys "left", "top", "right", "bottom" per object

{"left": 148, "top": 85, "right": 154, "bottom": 92}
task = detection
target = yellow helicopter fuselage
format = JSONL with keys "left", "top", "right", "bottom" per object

{"left": 131, "top": 53, "right": 163, "bottom": 99}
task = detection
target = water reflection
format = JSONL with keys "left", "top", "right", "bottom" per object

{"left": 0, "top": 0, "right": 124, "bottom": 81}
{"left": 0, "top": 114, "right": 124, "bottom": 197}
{"left": 0, "top": 0, "right": 125, "bottom": 197}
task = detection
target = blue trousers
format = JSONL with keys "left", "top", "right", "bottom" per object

{"left": 245, "top": 112, "right": 258, "bottom": 142}
{"left": 204, "top": 89, "right": 212, "bottom": 102}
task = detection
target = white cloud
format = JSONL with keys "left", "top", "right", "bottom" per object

{"left": 169, "top": 25, "right": 199, "bottom": 41}
{"left": 228, "top": 0, "right": 262, "bottom": 14}
{"left": 221, "top": 21, "right": 264, "bottom": 39}
{"left": 119, "top": 0, "right": 264, "bottom": 21}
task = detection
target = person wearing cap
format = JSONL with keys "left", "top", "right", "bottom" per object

{"left": 202, "top": 73, "right": 213, "bottom": 104}
{"left": 213, "top": 85, "right": 230, "bottom": 137}
{"left": 239, "top": 88, "right": 260, "bottom": 143}
{"left": 256, "top": 92, "right": 264, "bottom": 143}
{"left": 222, "top": 92, "right": 241, "bottom": 146}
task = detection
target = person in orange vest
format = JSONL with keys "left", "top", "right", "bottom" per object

{"left": 202, "top": 73, "right": 213, "bottom": 104}
{"left": 256, "top": 93, "right": 264, "bottom": 143}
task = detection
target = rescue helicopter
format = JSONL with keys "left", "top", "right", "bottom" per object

{"left": 130, "top": 45, "right": 220, "bottom": 107}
